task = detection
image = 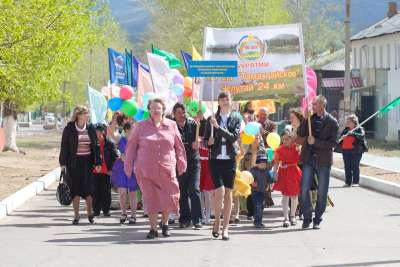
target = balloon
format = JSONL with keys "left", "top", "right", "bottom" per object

{"left": 119, "top": 85, "right": 134, "bottom": 100}
{"left": 133, "top": 108, "right": 145, "bottom": 121}
{"left": 171, "top": 84, "right": 184, "bottom": 96}
{"left": 233, "top": 177, "right": 252, "bottom": 197}
{"left": 306, "top": 66, "right": 317, "bottom": 90}
{"left": 183, "top": 87, "right": 192, "bottom": 97}
{"left": 111, "top": 85, "right": 121, "bottom": 97}
{"left": 241, "top": 132, "right": 255, "bottom": 145}
{"left": 183, "top": 96, "right": 191, "bottom": 105}
{"left": 241, "top": 171, "right": 254, "bottom": 184}
{"left": 120, "top": 100, "right": 138, "bottom": 117}
{"left": 172, "top": 73, "right": 184, "bottom": 85}
{"left": 143, "top": 110, "right": 150, "bottom": 120}
{"left": 143, "top": 92, "right": 156, "bottom": 110}
{"left": 108, "top": 97, "right": 123, "bottom": 111}
{"left": 244, "top": 122, "right": 260, "bottom": 136}
{"left": 183, "top": 77, "right": 192, "bottom": 89}
{"left": 266, "top": 132, "right": 281, "bottom": 150}
{"left": 266, "top": 148, "right": 274, "bottom": 162}
{"left": 186, "top": 101, "right": 207, "bottom": 117}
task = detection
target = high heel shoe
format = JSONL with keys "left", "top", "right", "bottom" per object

{"left": 212, "top": 221, "right": 220, "bottom": 238}
{"left": 222, "top": 229, "right": 229, "bottom": 241}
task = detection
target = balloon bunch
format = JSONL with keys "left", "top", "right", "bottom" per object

{"left": 108, "top": 85, "right": 151, "bottom": 121}
{"left": 233, "top": 170, "right": 255, "bottom": 197}
{"left": 169, "top": 69, "right": 193, "bottom": 100}
{"left": 265, "top": 132, "right": 281, "bottom": 162}
{"left": 240, "top": 122, "right": 261, "bottom": 145}
{"left": 185, "top": 100, "right": 207, "bottom": 117}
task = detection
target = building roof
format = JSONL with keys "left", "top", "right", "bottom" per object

{"left": 351, "top": 12, "right": 400, "bottom": 41}
{"left": 322, "top": 77, "right": 363, "bottom": 89}
{"left": 308, "top": 49, "right": 345, "bottom": 70}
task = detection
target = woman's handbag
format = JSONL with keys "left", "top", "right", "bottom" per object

{"left": 56, "top": 170, "right": 72, "bottom": 206}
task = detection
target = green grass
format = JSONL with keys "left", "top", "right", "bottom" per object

{"left": 366, "top": 138, "right": 400, "bottom": 157}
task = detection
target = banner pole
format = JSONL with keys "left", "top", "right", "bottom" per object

{"left": 211, "top": 77, "right": 214, "bottom": 138}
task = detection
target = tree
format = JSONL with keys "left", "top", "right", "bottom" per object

{"left": 137, "top": 0, "right": 291, "bottom": 58}
{"left": 0, "top": 0, "right": 115, "bottom": 152}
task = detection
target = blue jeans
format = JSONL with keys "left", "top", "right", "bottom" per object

{"left": 252, "top": 191, "right": 266, "bottom": 225}
{"left": 300, "top": 157, "right": 331, "bottom": 225}
{"left": 178, "top": 159, "right": 202, "bottom": 225}
{"left": 342, "top": 151, "right": 362, "bottom": 185}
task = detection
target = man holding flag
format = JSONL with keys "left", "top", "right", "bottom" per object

{"left": 297, "top": 95, "right": 339, "bottom": 230}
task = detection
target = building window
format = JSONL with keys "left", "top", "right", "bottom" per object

{"left": 380, "top": 45, "right": 383, "bottom": 68}
{"left": 387, "top": 43, "right": 391, "bottom": 69}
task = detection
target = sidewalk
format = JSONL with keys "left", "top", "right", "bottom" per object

{"left": 334, "top": 152, "right": 400, "bottom": 173}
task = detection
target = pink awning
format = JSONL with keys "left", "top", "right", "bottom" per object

{"left": 322, "top": 77, "right": 363, "bottom": 89}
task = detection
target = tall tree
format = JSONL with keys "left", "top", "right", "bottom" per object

{"left": 0, "top": 0, "right": 116, "bottom": 152}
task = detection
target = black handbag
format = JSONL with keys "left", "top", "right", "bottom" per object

{"left": 56, "top": 170, "right": 72, "bottom": 206}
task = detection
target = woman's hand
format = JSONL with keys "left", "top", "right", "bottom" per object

{"left": 95, "top": 166, "right": 102, "bottom": 173}
{"left": 208, "top": 137, "right": 214, "bottom": 146}
{"left": 192, "top": 141, "right": 199, "bottom": 150}
{"left": 210, "top": 117, "right": 219, "bottom": 129}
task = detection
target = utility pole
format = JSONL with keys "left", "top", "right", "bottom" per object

{"left": 344, "top": 0, "right": 352, "bottom": 124}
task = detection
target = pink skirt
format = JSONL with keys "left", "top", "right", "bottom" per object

{"left": 136, "top": 171, "right": 180, "bottom": 214}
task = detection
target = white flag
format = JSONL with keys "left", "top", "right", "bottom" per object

{"left": 146, "top": 52, "right": 173, "bottom": 96}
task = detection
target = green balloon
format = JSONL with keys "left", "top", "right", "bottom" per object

{"left": 143, "top": 110, "right": 150, "bottom": 120}
{"left": 120, "top": 100, "right": 138, "bottom": 117}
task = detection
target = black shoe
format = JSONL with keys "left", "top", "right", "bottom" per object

{"left": 143, "top": 214, "right": 148, "bottom": 218}
{"left": 93, "top": 211, "right": 100, "bottom": 217}
{"left": 88, "top": 215, "right": 94, "bottom": 224}
{"left": 120, "top": 214, "right": 127, "bottom": 223}
{"left": 210, "top": 215, "right": 216, "bottom": 220}
{"left": 313, "top": 223, "right": 321, "bottom": 230}
{"left": 247, "top": 216, "right": 254, "bottom": 221}
{"left": 234, "top": 218, "right": 240, "bottom": 224}
{"left": 146, "top": 229, "right": 159, "bottom": 239}
{"left": 302, "top": 222, "right": 311, "bottom": 229}
{"left": 128, "top": 216, "right": 136, "bottom": 225}
{"left": 212, "top": 221, "right": 220, "bottom": 238}
{"left": 72, "top": 218, "right": 79, "bottom": 225}
{"left": 193, "top": 223, "right": 202, "bottom": 229}
{"left": 168, "top": 218, "right": 175, "bottom": 224}
{"left": 103, "top": 211, "right": 111, "bottom": 217}
{"left": 162, "top": 224, "right": 170, "bottom": 237}
{"left": 229, "top": 219, "right": 234, "bottom": 224}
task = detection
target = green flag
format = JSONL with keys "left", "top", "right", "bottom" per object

{"left": 379, "top": 96, "right": 400, "bottom": 114}
{"left": 152, "top": 45, "right": 183, "bottom": 69}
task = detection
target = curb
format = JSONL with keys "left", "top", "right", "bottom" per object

{"left": 331, "top": 167, "right": 400, "bottom": 198}
{"left": 0, "top": 167, "right": 60, "bottom": 220}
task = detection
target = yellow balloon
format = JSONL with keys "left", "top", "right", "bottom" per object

{"left": 241, "top": 132, "right": 255, "bottom": 145}
{"left": 267, "top": 132, "right": 281, "bottom": 150}
{"left": 233, "top": 177, "right": 252, "bottom": 197}
{"left": 241, "top": 170, "right": 254, "bottom": 184}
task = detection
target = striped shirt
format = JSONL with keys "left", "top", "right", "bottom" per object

{"left": 76, "top": 123, "right": 91, "bottom": 156}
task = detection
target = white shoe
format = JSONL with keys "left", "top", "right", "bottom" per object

{"left": 283, "top": 220, "right": 290, "bottom": 228}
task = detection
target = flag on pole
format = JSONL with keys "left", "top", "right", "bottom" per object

{"left": 125, "top": 49, "right": 133, "bottom": 87}
{"left": 378, "top": 96, "right": 400, "bottom": 115}
{"left": 108, "top": 48, "right": 128, "bottom": 85}
{"left": 147, "top": 52, "right": 173, "bottom": 96}
{"left": 132, "top": 53, "right": 149, "bottom": 87}
{"left": 192, "top": 45, "right": 202, "bottom": 60}
{"left": 180, "top": 50, "right": 192, "bottom": 71}
{"left": 137, "top": 64, "right": 154, "bottom": 107}
{"left": 152, "top": 45, "right": 182, "bottom": 69}
{"left": 87, "top": 85, "right": 107, "bottom": 124}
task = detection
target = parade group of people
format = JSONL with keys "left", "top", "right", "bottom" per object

{"left": 59, "top": 93, "right": 368, "bottom": 240}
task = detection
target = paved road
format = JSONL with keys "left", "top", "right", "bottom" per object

{"left": 1, "top": 178, "right": 400, "bottom": 267}
{"left": 334, "top": 152, "right": 400, "bottom": 173}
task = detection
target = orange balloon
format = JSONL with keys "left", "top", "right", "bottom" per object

{"left": 241, "top": 132, "right": 255, "bottom": 145}
{"left": 183, "top": 77, "right": 192, "bottom": 89}
{"left": 183, "top": 87, "right": 192, "bottom": 97}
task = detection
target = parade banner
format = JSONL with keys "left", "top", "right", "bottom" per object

{"left": 201, "top": 24, "right": 306, "bottom": 101}
{"left": 108, "top": 48, "right": 128, "bottom": 85}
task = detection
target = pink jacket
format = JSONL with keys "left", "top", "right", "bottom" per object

{"left": 124, "top": 118, "right": 187, "bottom": 179}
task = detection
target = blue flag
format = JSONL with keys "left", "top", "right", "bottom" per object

{"left": 132, "top": 53, "right": 149, "bottom": 87}
{"left": 87, "top": 85, "right": 107, "bottom": 124}
{"left": 108, "top": 48, "right": 128, "bottom": 85}
{"left": 180, "top": 50, "right": 192, "bottom": 71}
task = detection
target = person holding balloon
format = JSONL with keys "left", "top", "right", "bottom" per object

{"left": 204, "top": 92, "right": 242, "bottom": 240}
{"left": 272, "top": 128, "right": 302, "bottom": 227}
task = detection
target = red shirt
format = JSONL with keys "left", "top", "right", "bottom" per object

{"left": 93, "top": 139, "right": 108, "bottom": 174}
{"left": 342, "top": 135, "right": 355, "bottom": 150}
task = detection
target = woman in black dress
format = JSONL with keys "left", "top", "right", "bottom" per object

{"left": 59, "top": 106, "right": 101, "bottom": 225}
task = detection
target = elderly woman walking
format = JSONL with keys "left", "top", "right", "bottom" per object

{"left": 124, "top": 98, "right": 187, "bottom": 239}
{"left": 59, "top": 106, "right": 101, "bottom": 225}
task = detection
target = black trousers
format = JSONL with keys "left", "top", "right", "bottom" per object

{"left": 178, "top": 159, "right": 202, "bottom": 225}
{"left": 93, "top": 173, "right": 111, "bottom": 214}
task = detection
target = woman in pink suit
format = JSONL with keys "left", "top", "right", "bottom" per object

{"left": 124, "top": 98, "right": 187, "bottom": 239}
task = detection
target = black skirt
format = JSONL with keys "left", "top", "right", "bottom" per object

{"left": 67, "top": 155, "right": 94, "bottom": 199}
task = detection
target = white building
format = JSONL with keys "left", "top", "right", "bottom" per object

{"left": 351, "top": 2, "right": 400, "bottom": 141}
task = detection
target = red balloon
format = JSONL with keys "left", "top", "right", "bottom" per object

{"left": 183, "top": 87, "right": 192, "bottom": 97}
{"left": 120, "top": 86, "right": 134, "bottom": 100}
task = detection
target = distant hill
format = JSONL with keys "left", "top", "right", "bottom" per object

{"left": 109, "top": 0, "right": 400, "bottom": 43}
